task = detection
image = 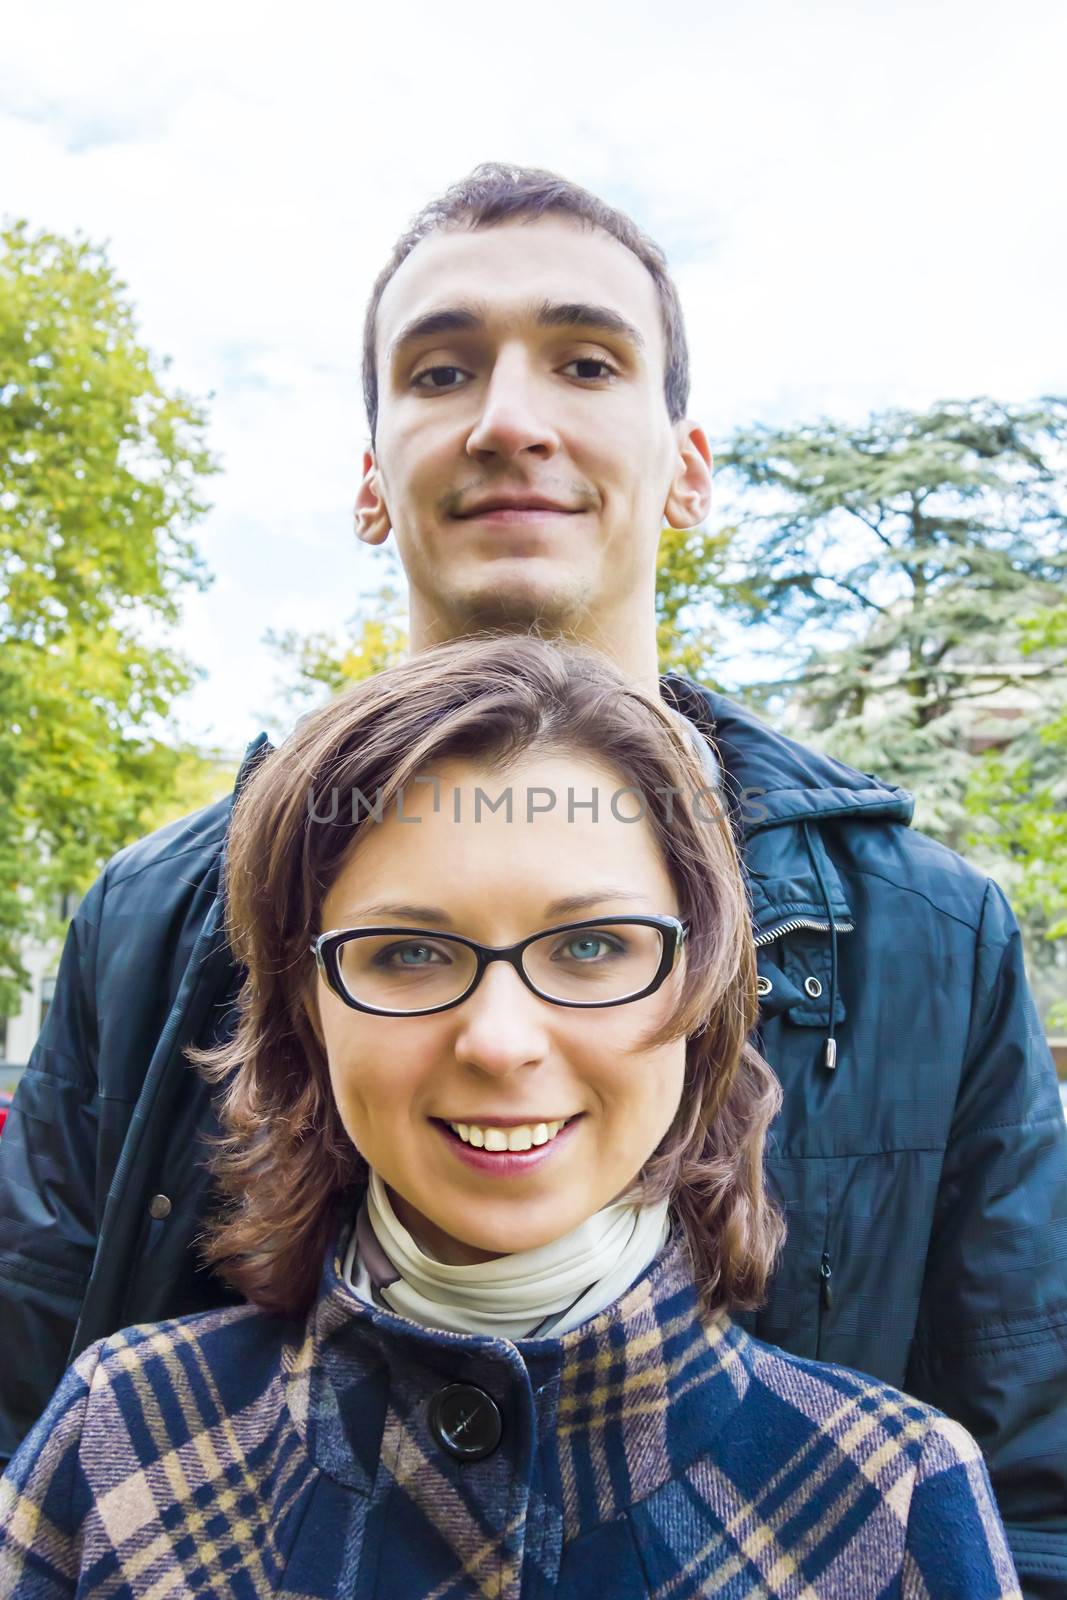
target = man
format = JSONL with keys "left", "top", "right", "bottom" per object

{"left": 1, "top": 164, "right": 1064, "bottom": 1595}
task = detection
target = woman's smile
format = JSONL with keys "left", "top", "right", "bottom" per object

{"left": 431, "top": 1113, "right": 584, "bottom": 1175}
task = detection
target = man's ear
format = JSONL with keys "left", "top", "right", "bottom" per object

{"left": 663, "top": 424, "right": 713, "bottom": 529}
{"left": 355, "top": 449, "right": 392, "bottom": 545}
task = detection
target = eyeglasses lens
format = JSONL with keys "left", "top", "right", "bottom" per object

{"left": 335, "top": 922, "right": 665, "bottom": 1012}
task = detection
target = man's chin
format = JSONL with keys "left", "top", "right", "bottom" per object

{"left": 447, "top": 573, "right": 591, "bottom": 637}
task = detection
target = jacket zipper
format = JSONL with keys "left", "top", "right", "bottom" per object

{"left": 754, "top": 917, "right": 854, "bottom": 949}
{"left": 816, "top": 1250, "right": 834, "bottom": 1353}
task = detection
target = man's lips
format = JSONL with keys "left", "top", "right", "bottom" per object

{"left": 451, "top": 496, "right": 585, "bottom": 520}
{"left": 458, "top": 508, "right": 582, "bottom": 526}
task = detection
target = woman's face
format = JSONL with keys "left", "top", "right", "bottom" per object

{"left": 315, "top": 751, "right": 689, "bottom": 1264}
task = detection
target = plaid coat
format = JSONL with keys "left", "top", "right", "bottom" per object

{"left": 0, "top": 1234, "right": 1019, "bottom": 1599}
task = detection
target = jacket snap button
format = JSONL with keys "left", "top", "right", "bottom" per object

{"left": 428, "top": 1384, "right": 502, "bottom": 1461}
{"left": 756, "top": 975, "right": 773, "bottom": 997}
{"left": 804, "top": 976, "right": 823, "bottom": 999}
{"left": 148, "top": 1194, "right": 172, "bottom": 1220}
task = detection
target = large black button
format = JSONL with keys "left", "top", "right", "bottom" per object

{"left": 428, "top": 1384, "right": 502, "bottom": 1461}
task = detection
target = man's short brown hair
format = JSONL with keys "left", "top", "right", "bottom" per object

{"left": 361, "top": 162, "right": 691, "bottom": 445}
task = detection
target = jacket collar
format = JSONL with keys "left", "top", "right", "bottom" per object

{"left": 284, "top": 1225, "right": 752, "bottom": 1533}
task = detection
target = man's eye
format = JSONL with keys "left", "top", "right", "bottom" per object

{"left": 562, "top": 357, "right": 618, "bottom": 381}
{"left": 412, "top": 365, "right": 468, "bottom": 391}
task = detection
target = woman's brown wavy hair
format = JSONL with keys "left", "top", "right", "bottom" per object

{"left": 190, "top": 635, "right": 784, "bottom": 1321}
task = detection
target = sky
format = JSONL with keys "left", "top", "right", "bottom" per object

{"left": 3, "top": 0, "right": 1065, "bottom": 756}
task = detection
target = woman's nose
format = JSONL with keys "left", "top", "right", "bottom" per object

{"left": 450, "top": 960, "right": 552, "bottom": 1077}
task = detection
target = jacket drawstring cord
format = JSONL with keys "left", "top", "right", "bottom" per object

{"left": 803, "top": 820, "right": 839, "bottom": 1072}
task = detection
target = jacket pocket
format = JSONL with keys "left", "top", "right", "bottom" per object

{"left": 814, "top": 1150, "right": 941, "bottom": 1383}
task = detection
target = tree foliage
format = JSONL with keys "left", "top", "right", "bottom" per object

{"left": 654, "top": 522, "right": 733, "bottom": 684}
{"left": 716, "top": 397, "right": 1067, "bottom": 845}
{"left": 965, "top": 601, "right": 1067, "bottom": 1024}
{"left": 263, "top": 572, "right": 409, "bottom": 712}
{"left": 0, "top": 221, "right": 216, "bottom": 1012}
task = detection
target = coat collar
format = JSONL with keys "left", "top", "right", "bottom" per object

{"left": 284, "top": 1225, "right": 752, "bottom": 1535}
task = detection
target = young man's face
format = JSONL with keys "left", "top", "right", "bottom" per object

{"left": 358, "top": 216, "right": 710, "bottom": 639}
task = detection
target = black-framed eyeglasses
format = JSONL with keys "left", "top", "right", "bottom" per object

{"left": 310, "top": 914, "right": 689, "bottom": 1017}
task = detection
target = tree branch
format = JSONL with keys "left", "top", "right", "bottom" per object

{"left": 844, "top": 505, "right": 897, "bottom": 551}
{"left": 822, "top": 576, "right": 889, "bottom": 613}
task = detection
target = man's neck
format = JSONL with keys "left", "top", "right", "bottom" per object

{"left": 407, "top": 598, "right": 663, "bottom": 701}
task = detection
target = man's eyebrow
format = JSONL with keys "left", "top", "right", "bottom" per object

{"left": 534, "top": 301, "right": 646, "bottom": 351}
{"left": 388, "top": 306, "right": 484, "bottom": 361}
{"left": 387, "top": 299, "right": 646, "bottom": 362}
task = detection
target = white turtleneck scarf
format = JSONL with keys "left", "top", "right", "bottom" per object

{"left": 342, "top": 1168, "right": 671, "bottom": 1339}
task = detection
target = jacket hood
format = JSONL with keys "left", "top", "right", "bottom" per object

{"left": 659, "top": 675, "right": 918, "bottom": 1072}
{"left": 660, "top": 673, "right": 915, "bottom": 836}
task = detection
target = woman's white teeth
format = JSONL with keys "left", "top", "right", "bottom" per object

{"left": 448, "top": 1119, "right": 568, "bottom": 1151}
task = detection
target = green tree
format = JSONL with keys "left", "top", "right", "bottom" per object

{"left": 965, "top": 600, "right": 1067, "bottom": 1025}
{"left": 263, "top": 573, "right": 409, "bottom": 714}
{"left": 716, "top": 397, "right": 1067, "bottom": 845}
{"left": 655, "top": 523, "right": 735, "bottom": 684}
{"left": 138, "top": 745, "right": 238, "bottom": 835}
{"left": 0, "top": 221, "right": 216, "bottom": 1014}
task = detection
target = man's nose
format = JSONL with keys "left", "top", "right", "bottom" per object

{"left": 465, "top": 351, "right": 560, "bottom": 462}
{"left": 450, "top": 960, "right": 552, "bottom": 1078}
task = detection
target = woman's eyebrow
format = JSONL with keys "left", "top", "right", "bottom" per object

{"left": 333, "top": 889, "right": 650, "bottom": 928}
{"left": 541, "top": 889, "right": 651, "bottom": 918}
{"left": 338, "top": 902, "right": 456, "bottom": 926}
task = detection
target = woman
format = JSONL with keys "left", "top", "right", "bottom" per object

{"left": 0, "top": 637, "right": 1017, "bottom": 1598}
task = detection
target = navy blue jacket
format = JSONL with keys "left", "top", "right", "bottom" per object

{"left": 0, "top": 675, "right": 1064, "bottom": 1595}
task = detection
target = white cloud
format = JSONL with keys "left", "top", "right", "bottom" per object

{"left": 3, "top": 0, "right": 1064, "bottom": 751}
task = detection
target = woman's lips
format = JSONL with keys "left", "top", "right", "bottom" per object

{"left": 432, "top": 1116, "right": 582, "bottom": 1176}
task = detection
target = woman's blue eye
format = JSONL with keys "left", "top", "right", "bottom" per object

{"left": 558, "top": 934, "right": 621, "bottom": 962}
{"left": 378, "top": 942, "right": 448, "bottom": 967}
